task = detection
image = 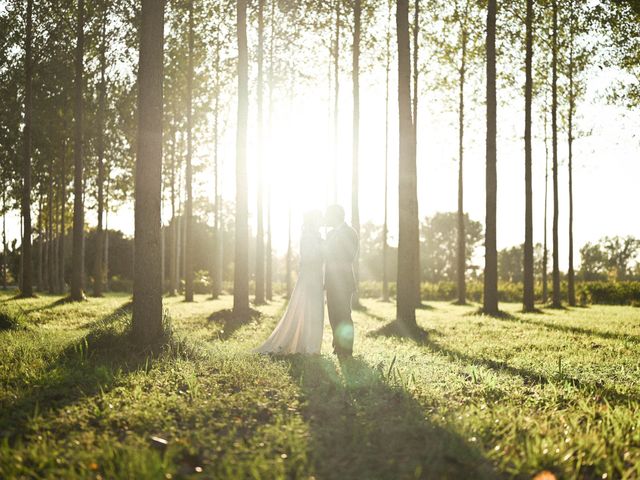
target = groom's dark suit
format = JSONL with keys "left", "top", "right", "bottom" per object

{"left": 325, "top": 223, "right": 359, "bottom": 356}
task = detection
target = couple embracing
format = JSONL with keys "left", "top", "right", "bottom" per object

{"left": 255, "top": 205, "right": 359, "bottom": 358}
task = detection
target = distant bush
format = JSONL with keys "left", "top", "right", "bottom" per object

{"left": 108, "top": 275, "right": 133, "bottom": 293}
{"left": 578, "top": 282, "right": 640, "bottom": 305}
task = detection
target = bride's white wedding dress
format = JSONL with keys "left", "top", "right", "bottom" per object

{"left": 254, "top": 231, "right": 324, "bottom": 354}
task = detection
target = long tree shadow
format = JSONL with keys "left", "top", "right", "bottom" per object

{"left": 284, "top": 355, "right": 502, "bottom": 479}
{"left": 0, "top": 304, "right": 181, "bottom": 443}
{"left": 420, "top": 336, "right": 639, "bottom": 406}
{"left": 496, "top": 314, "right": 640, "bottom": 346}
{"left": 208, "top": 308, "right": 262, "bottom": 340}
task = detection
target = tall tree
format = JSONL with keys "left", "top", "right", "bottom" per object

{"left": 551, "top": 0, "right": 561, "bottom": 308}
{"left": 411, "top": 0, "right": 421, "bottom": 307}
{"left": 234, "top": 0, "right": 250, "bottom": 315}
{"left": 255, "top": 0, "right": 266, "bottom": 305}
{"left": 132, "top": 0, "right": 165, "bottom": 343}
{"left": 483, "top": 0, "right": 498, "bottom": 315}
{"left": 265, "top": 0, "right": 276, "bottom": 302}
{"left": 93, "top": 2, "right": 108, "bottom": 297}
{"left": 523, "top": 0, "right": 535, "bottom": 312}
{"left": 382, "top": 0, "right": 392, "bottom": 303}
{"left": 20, "top": 0, "right": 34, "bottom": 297}
{"left": 184, "top": 0, "right": 195, "bottom": 302}
{"left": 542, "top": 98, "right": 549, "bottom": 303}
{"left": 351, "top": 0, "right": 361, "bottom": 308}
{"left": 70, "top": 0, "right": 85, "bottom": 301}
{"left": 396, "top": 0, "right": 418, "bottom": 328}
{"left": 332, "top": 0, "right": 341, "bottom": 203}
{"left": 211, "top": 25, "right": 222, "bottom": 300}
{"left": 566, "top": 0, "right": 576, "bottom": 307}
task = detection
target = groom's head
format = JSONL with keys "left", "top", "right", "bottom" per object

{"left": 325, "top": 205, "right": 345, "bottom": 228}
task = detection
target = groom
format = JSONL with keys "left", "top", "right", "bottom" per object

{"left": 324, "top": 205, "right": 359, "bottom": 358}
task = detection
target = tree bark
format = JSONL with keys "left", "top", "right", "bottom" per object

{"left": 523, "top": 0, "right": 535, "bottom": 312}
{"left": 456, "top": 24, "right": 467, "bottom": 306}
{"left": 93, "top": 4, "right": 107, "bottom": 297}
{"left": 70, "top": 0, "right": 85, "bottom": 301}
{"left": 483, "top": 0, "right": 499, "bottom": 315}
{"left": 234, "top": 0, "right": 250, "bottom": 315}
{"left": 396, "top": 0, "right": 418, "bottom": 327}
{"left": 132, "top": 0, "right": 165, "bottom": 343}
{"left": 47, "top": 155, "right": 55, "bottom": 293}
{"left": 286, "top": 206, "right": 292, "bottom": 298}
{"left": 542, "top": 96, "right": 549, "bottom": 304}
{"left": 255, "top": 0, "right": 266, "bottom": 305}
{"left": 21, "top": 0, "right": 34, "bottom": 297}
{"left": 551, "top": 0, "right": 562, "bottom": 308}
{"left": 332, "top": 0, "right": 340, "bottom": 203}
{"left": 58, "top": 143, "right": 67, "bottom": 293}
{"left": 211, "top": 26, "right": 222, "bottom": 299}
{"left": 184, "top": 0, "right": 195, "bottom": 302}
{"left": 382, "top": 0, "right": 391, "bottom": 303}
{"left": 37, "top": 197, "right": 43, "bottom": 290}
{"left": 168, "top": 126, "right": 177, "bottom": 296}
{"left": 351, "top": 0, "right": 361, "bottom": 308}
{"left": 266, "top": 0, "right": 275, "bottom": 302}
{"left": 567, "top": 0, "right": 576, "bottom": 307}
{"left": 412, "top": 0, "right": 421, "bottom": 307}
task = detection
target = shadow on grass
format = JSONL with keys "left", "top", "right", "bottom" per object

{"left": 0, "top": 304, "right": 189, "bottom": 443}
{"left": 284, "top": 355, "right": 501, "bottom": 479}
{"left": 208, "top": 308, "right": 262, "bottom": 340}
{"left": 467, "top": 308, "right": 518, "bottom": 320}
{"left": 368, "top": 320, "right": 432, "bottom": 344}
{"left": 496, "top": 314, "right": 640, "bottom": 346}
{"left": 420, "top": 336, "right": 638, "bottom": 405}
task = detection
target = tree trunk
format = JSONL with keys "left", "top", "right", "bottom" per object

{"left": 37, "top": 197, "right": 43, "bottom": 290}
{"left": 332, "top": 0, "right": 340, "bottom": 203}
{"left": 286, "top": 206, "right": 292, "bottom": 298}
{"left": 132, "top": 0, "right": 165, "bottom": 343}
{"left": 211, "top": 27, "right": 222, "bottom": 299}
{"left": 2, "top": 189, "right": 7, "bottom": 290}
{"left": 234, "top": 0, "right": 250, "bottom": 315}
{"left": 255, "top": 0, "right": 266, "bottom": 305}
{"left": 104, "top": 184, "right": 110, "bottom": 292}
{"left": 456, "top": 25, "right": 467, "bottom": 306}
{"left": 168, "top": 126, "right": 177, "bottom": 296}
{"left": 70, "top": 0, "right": 85, "bottom": 301}
{"left": 396, "top": 0, "right": 417, "bottom": 328}
{"left": 93, "top": 5, "right": 107, "bottom": 297}
{"left": 382, "top": 0, "right": 391, "bottom": 303}
{"left": 266, "top": 0, "right": 275, "bottom": 302}
{"left": 21, "top": 0, "right": 34, "bottom": 297}
{"left": 58, "top": 144, "right": 67, "bottom": 293}
{"left": 47, "top": 157, "right": 55, "bottom": 293}
{"left": 523, "top": 0, "right": 535, "bottom": 312}
{"left": 542, "top": 96, "right": 549, "bottom": 304}
{"left": 567, "top": 0, "right": 576, "bottom": 307}
{"left": 483, "top": 0, "right": 499, "bottom": 315}
{"left": 184, "top": 0, "right": 195, "bottom": 302}
{"left": 412, "top": 0, "right": 421, "bottom": 307}
{"left": 551, "top": 0, "right": 561, "bottom": 308}
{"left": 351, "top": 0, "right": 361, "bottom": 308}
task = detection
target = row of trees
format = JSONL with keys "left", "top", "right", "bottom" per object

{"left": 2, "top": 0, "right": 639, "bottom": 340}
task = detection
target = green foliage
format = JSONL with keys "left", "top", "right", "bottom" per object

{"left": 578, "top": 281, "right": 640, "bottom": 306}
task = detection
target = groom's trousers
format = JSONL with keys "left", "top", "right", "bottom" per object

{"left": 327, "top": 286, "right": 354, "bottom": 356}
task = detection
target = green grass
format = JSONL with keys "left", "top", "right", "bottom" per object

{"left": 0, "top": 290, "right": 639, "bottom": 479}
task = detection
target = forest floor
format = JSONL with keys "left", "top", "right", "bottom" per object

{"left": 0, "top": 291, "right": 639, "bottom": 479}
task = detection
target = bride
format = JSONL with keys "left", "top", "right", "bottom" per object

{"left": 254, "top": 211, "right": 325, "bottom": 355}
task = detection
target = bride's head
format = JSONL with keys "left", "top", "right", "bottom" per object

{"left": 302, "top": 210, "right": 323, "bottom": 235}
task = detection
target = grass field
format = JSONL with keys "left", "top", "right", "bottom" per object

{"left": 1, "top": 290, "right": 639, "bottom": 479}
